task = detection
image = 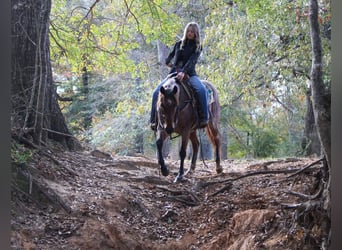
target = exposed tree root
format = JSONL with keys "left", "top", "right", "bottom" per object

{"left": 247, "top": 157, "right": 302, "bottom": 169}
{"left": 37, "top": 150, "right": 79, "bottom": 177}
{"left": 286, "top": 182, "right": 323, "bottom": 200}
{"left": 11, "top": 181, "right": 47, "bottom": 210}
{"left": 286, "top": 157, "right": 324, "bottom": 178}
{"left": 12, "top": 133, "right": 40, "bottom": 149}
{"left": 155, "top": 185, "right": 201, "bottom": 206}
{"left": 209, "top": 183, "right": 232, "bottom": 197}
{"left": 281, "top": 163, "right": 330, "bottom": 250}
{"left": 196, "top": 167, "right": 320, "bottom": 197}
{"left": 199, "top": 158, "right": 323, "bottom": 198}
{"left": 12, "top": 164, "right": 72, "bottom": 214}
{"left": 197, "top": 163, "right": 321, "bottom": 192}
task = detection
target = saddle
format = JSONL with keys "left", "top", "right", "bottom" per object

{"left": 167, "top": 72, "right": 214, "bottom": 107}
{"left": 167, "top": 73, "right": 213, "bottom": 131}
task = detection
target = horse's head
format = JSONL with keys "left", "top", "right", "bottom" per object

{"left": 157, "top": 77, "right": 180, "bottom": 134}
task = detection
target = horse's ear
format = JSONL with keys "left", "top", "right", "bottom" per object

{"left": 173, "top": 86, "right": 178, "bottom": 94}
{"left": 174, "top": 78, "right": 181, "bottom": 84}
{"left": 160, "top": 86, "right": 166, "bottom": 95}
{"left": 167, "top": 72, "right": 178, "bottom": 79}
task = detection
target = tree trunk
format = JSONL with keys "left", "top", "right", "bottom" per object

{"left": 82, "top": 66, "right": 92, "bottom": 131}
{"left": 157, "top": 40, "right": 169, "bottom": 78}
{"left": 302, "top": 87, "right": 321, "bottom": 156}
{"left": 157, "top": 40, "right": 170, "bottom": 157}
{"left": 308, "top": 0, "right": 331, "bottom": 247}
{"left": 11, "top": 0, "right": 80, "bottom": 150}
{"left": 309, "top": 0, "right": 331, "bottom": 168}
{"left": 221, "top": 128, "right": 228, "bottom": 160}
{"left": 198, "top": 131, "right": 212, "bottom": 160}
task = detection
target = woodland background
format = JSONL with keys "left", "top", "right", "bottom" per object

{"left": 45, "top": 0, "right": 330, "bottom": 159}
{"left": 10, "top": 0, "right": 332, "bottom": 248}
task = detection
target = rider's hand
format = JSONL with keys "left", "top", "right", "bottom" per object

{"left": 176, "top": 72, "right": 185, "bottom": 81}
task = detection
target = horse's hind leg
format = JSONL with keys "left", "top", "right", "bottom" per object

{"left": 206, "top": 123, "right": 223, "bottom": 174}
{"left": 186, "top": 131, "right": 199, "bottom": 175}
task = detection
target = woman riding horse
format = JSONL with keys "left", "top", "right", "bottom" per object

{"left": 155, "top": 75, "right": 223, "bottom": 182}
{"left": 150, "top": 22, "right": 209, "bottom": 130}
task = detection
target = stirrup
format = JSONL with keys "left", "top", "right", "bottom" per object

{"left": 198, "top": 120, "right": 208, "bottom": 129}
{"left": 150, "top": 122, "right": 157, "bottom": 131}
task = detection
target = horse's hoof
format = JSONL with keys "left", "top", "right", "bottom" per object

{"left": 161, "top": 166, "right": 169, "bottom": 176}
{"left": 174, "top": 174, "right": 183, "bottom": 183}
{"left": 185, "top": 168, "right": 194, "bottom": 176}
{"left": 216, "top": 165, "right": 223, "bottom": 174}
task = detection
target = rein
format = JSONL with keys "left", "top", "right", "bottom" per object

{"left": 177, "top": 99, "right": 192, "bottom": 111}
{"left": 159, "top": 76, "right": 194, "bottom": 140}
{"left": 169, "top": 98, "right": 192, "bottom": 141}
{"left": 170, "top": 133, "right": 181, "bottom": 140}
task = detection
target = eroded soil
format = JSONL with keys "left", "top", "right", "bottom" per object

{"left": 11, "top": 147, "right": 326, "bottom": 249}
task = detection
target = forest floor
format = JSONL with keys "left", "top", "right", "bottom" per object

{"left": 11, "top": 144, "right": 327, "bottom": 249}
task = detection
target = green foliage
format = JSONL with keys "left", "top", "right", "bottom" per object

{"left": 50, "top": 0, "right": 186, "bottom": 155}
{"left": 50, "top": 0, "right": 181, "bottom": 77}
{"left": 11, "top": 141, "right": 33, "bottom": 164}
{"left": 50, "top": 0, "right": 330, "bottom": 158}
{"left": 90, "top": 113, "right": 145, "bottom": 156}
{"left": 200, "top": 0, "right": 330, "bottom": 158}
{"left": 251, "top": 128, "right": 280, "bottom": 158}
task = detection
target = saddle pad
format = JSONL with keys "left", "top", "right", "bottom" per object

{"left": 207, "top": 87, "right": 214, "bottom": 104}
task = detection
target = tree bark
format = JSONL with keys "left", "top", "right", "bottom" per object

{"left": 157, "top": 40, "right": 169, "bottom": 78}
{"left": 302, "top": 87, "right": 321, "bottom": 156}
{"left": 221, "top": 128, "right": 228, "bottom": 160}
{"left": 157, "top": 40, "right": 170, "bottom": 157}
{"left": 11, "top": 0, "right": 80, "bottom": 150}
{"left": 82, "top": 66, "right": 92, "bottom": 131}
{"left": 309, "top": 0, "right": 331, "bottom": 168}
{"left": 308, "top": 0, "right": 331, "bottom": 248}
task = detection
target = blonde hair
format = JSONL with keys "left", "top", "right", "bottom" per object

{"left": 180, "top": 22, "right": 201, "bottom": 52}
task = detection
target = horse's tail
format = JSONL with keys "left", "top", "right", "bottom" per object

{"left": 203, "top": 80, "right": 221, "bottom": 124}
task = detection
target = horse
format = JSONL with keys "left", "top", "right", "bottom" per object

{"left": 155, "top": 74, "right": 223, "bottom": 182}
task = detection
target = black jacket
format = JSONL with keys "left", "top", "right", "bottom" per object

{"left": 165, "top": 40, "right": 202, "bottom": 77}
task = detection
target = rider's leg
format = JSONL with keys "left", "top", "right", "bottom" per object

{"left": 189, "top": 76, "right": 208, "bottom": 128}
{"left": 150, "top": 78, "right": 168, "bottom": 130}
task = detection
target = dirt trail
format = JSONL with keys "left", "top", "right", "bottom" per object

{"left": 11, "top": 148, "right": 325, "bottom": 249}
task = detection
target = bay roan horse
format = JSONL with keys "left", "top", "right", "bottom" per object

{"left": 155, "top": 75, "right": 223, "bottom": 182}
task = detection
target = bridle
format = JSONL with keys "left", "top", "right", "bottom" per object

{"left": 158, "top": 77, "right": 194, "bottom": 134}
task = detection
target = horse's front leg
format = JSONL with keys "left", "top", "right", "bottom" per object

{"left": 156, "top": 131, "right": 169, "bottom": 176}
{"left": 174, "top": 135, "right": 189, "bottom": 182}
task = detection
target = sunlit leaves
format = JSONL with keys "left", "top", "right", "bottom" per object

{"left": 201, "top": 0, "right": 330, "bottom": 157}
{"left": 50, "top": 0, "right": 184, "bottom": 155}
{"left": 50, "top": 0, "right": 181, "bottom": 77}
{"left": 50, "top": 0, "right": 330, "bottom": 157}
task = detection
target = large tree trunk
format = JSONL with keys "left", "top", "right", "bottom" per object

{"left": 11, "top": 0, "right": 80, "bottom": 150}
{"left": 309, "top": 0, "right": 331, "bottom": 168}
{"left": 308, "top": 0, "right": 331, "bottom": 248}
